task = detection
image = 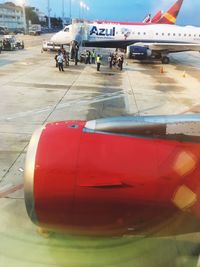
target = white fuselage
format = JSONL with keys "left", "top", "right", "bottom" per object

{"left": 51, "top": 23, "right": 200, "bottom": 48}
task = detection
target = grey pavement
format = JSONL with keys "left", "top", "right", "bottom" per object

{"left": 0, "top": 35, "right": 200, "bottom": 267}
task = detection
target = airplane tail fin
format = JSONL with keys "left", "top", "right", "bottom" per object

{"left": 143, "top": 14, "right": 152, "bottom": 23}
{"left": 157, "top": 0, "right": 184, "bottom": 24}
{"left": 151, "top": 11, "right": 163, "bottom": 23}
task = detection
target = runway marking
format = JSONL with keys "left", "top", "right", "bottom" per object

{"left": 7, "top": 81, "right": 123, "bottom": 91}
{"left": 0, "top": 91, "right": 124, "bottom": 121}
{"left": 0, "top": 183, "right": 24, "bottom": 198}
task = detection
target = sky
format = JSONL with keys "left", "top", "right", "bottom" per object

{"left": 1, "top": 0, "right": 200, "bottom": 26}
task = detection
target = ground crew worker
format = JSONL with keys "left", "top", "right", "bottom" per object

{"left": 57, "top": 52, "right": 64, "bottom": 72}
{"left": 85, "top": 50, "right": 89, "bottom": 64}
{"left": 91, "top": 49, "right": 96, "bottom": 64}
{"left": 108, "top": 53, "right": 113, "bottom": 69}
{"left": 0, "top": 40, "right": 2, "bottom": 53}
{"left": 74, "top": 44, "right": 79, "bottom": 65}
{"left": 54, "top": 54, "right": 58, "bottom": 67}
{"left": 96, "top": 54, "right": 101, "bottom": 71}
{"left": 118, "top": 55, "right": 124, "bottom": 71}
{"left": 61, "top": 47, "right": 69, "bottom": 67}
{"left": 119, "top": 55, "right": 124, "bottom": 70}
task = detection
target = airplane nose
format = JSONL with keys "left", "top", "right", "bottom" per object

{"left": 51, "top": 32, "right": 70, "bottom": 45}
{"left": 50, "top": 33, "right": 58, "bottom": 43}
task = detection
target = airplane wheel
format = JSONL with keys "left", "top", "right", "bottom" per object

{"left": 162, "top": 56, "right": 170, "bottom": 64}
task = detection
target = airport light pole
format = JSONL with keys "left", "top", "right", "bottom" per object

{"left": 69, "top": 0, "right": 72, "bottom": 19}
{"left": 62, "top": 0, "right": 65, "bottom": 26}
{"left": 22, "top": 1, "right": 27, "bottom": 34}
{"left": 17, "top": 0, "right": 27, "bottom": 34}
{"left": 47, "top": 0, "right": 51, "bottom": 29}
{"left": 86, "top": 5, "right": 89, "bottom": 19}
{"left": 79, "top": 1, "right": 88, "bottom": 19}
{"left": 82, "top": 3, "right": 86, "bottom": 19}
{"left": 79, "top": 1, "right": 83, "bottom": 19}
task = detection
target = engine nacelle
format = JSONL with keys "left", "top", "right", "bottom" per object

{"left": 24, "top": 115, "right": 200, "bottom": 236}
{"left": 126, "top": 45, "right": 152, "bottom": 59}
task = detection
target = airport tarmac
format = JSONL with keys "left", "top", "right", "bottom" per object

{"left": 0, "top": 35, "right": 200, "bottom": 267}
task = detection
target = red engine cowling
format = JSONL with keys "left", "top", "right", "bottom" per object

{"left": 24, "top": 115, "right": 200, "bottom": 236}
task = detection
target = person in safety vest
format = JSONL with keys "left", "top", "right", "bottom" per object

{"left": 96, "top": 54, "right": 101, "bottom": 71}
{"left": 91, "top": 49, "right": 96, "bottom": 64}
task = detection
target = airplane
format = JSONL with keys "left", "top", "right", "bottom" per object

{"left": 24, "top": 114, "right": 200, "bottom": 236}
{"left": 51, "top": 0, "right": 183, "bottom": 49}
{"left": 51, "top": 21, "right": 200, "bottom": 64}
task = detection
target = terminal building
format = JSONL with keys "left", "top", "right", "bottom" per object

{"left": 0, "top": 2, "right": 24, "bottom": 31}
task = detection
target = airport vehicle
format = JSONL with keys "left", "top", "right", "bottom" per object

{"left": 29, "top": 24, "right": 42, "bottom": 36}
{"left": 24, "top": 115, "right": 200, "bottom": 236}
{"left": 0, "top": 26, "right": 9, "bottom": 35}
{"left": 51, "top": 22, "right": 200, "bottom": 64}
{"left": 42, "top": 41, "right": 61, "bottom": 51}
{"left": 15, "top": 40, "right": 24, "bottom": 49}
{"left": 2, "top": 35, "right": 24, "bottom": 51}
{"left": 13, "top": 29, "right": 25, "bottom": 34}
{"left": 2, "top": 35, "right": 16, "bottom": 51}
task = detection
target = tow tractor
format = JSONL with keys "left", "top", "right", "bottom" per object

{"left": 2, "top": 35, "right": 24, "bottom": 51}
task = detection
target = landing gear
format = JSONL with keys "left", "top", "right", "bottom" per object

{"left": 161, "top": 56, "right": 170, "bottom": 64}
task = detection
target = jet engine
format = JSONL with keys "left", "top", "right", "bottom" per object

{"left": 126, "top": 45, "right": 152, "bottom": 59}
{"left": 24, "top": 115, "right": 200, "bottom": 236}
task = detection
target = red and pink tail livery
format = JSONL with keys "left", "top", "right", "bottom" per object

{"left": 158, "top": 0, "right": 184, "bottom": 24}
{"left": 151, "top": 11, "right": 163, "bottom": 23}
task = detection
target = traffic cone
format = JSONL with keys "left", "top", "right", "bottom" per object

{"left": 160, "top": 66, "right": 164, "bottom": 73}
{"left": 37, "top": 227, "right": 51, "bottom": 238}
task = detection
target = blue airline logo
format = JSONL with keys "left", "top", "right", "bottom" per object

{"left": 90, "top": 26, "right": 116, "bottom": 37}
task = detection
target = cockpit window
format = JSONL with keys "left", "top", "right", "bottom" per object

{"left": 64, "top": 27, "right": 69, "bottom": 32}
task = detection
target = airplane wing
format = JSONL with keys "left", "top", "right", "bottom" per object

{"left": 134, "top": 42, "right": 200, "bottom": 53}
